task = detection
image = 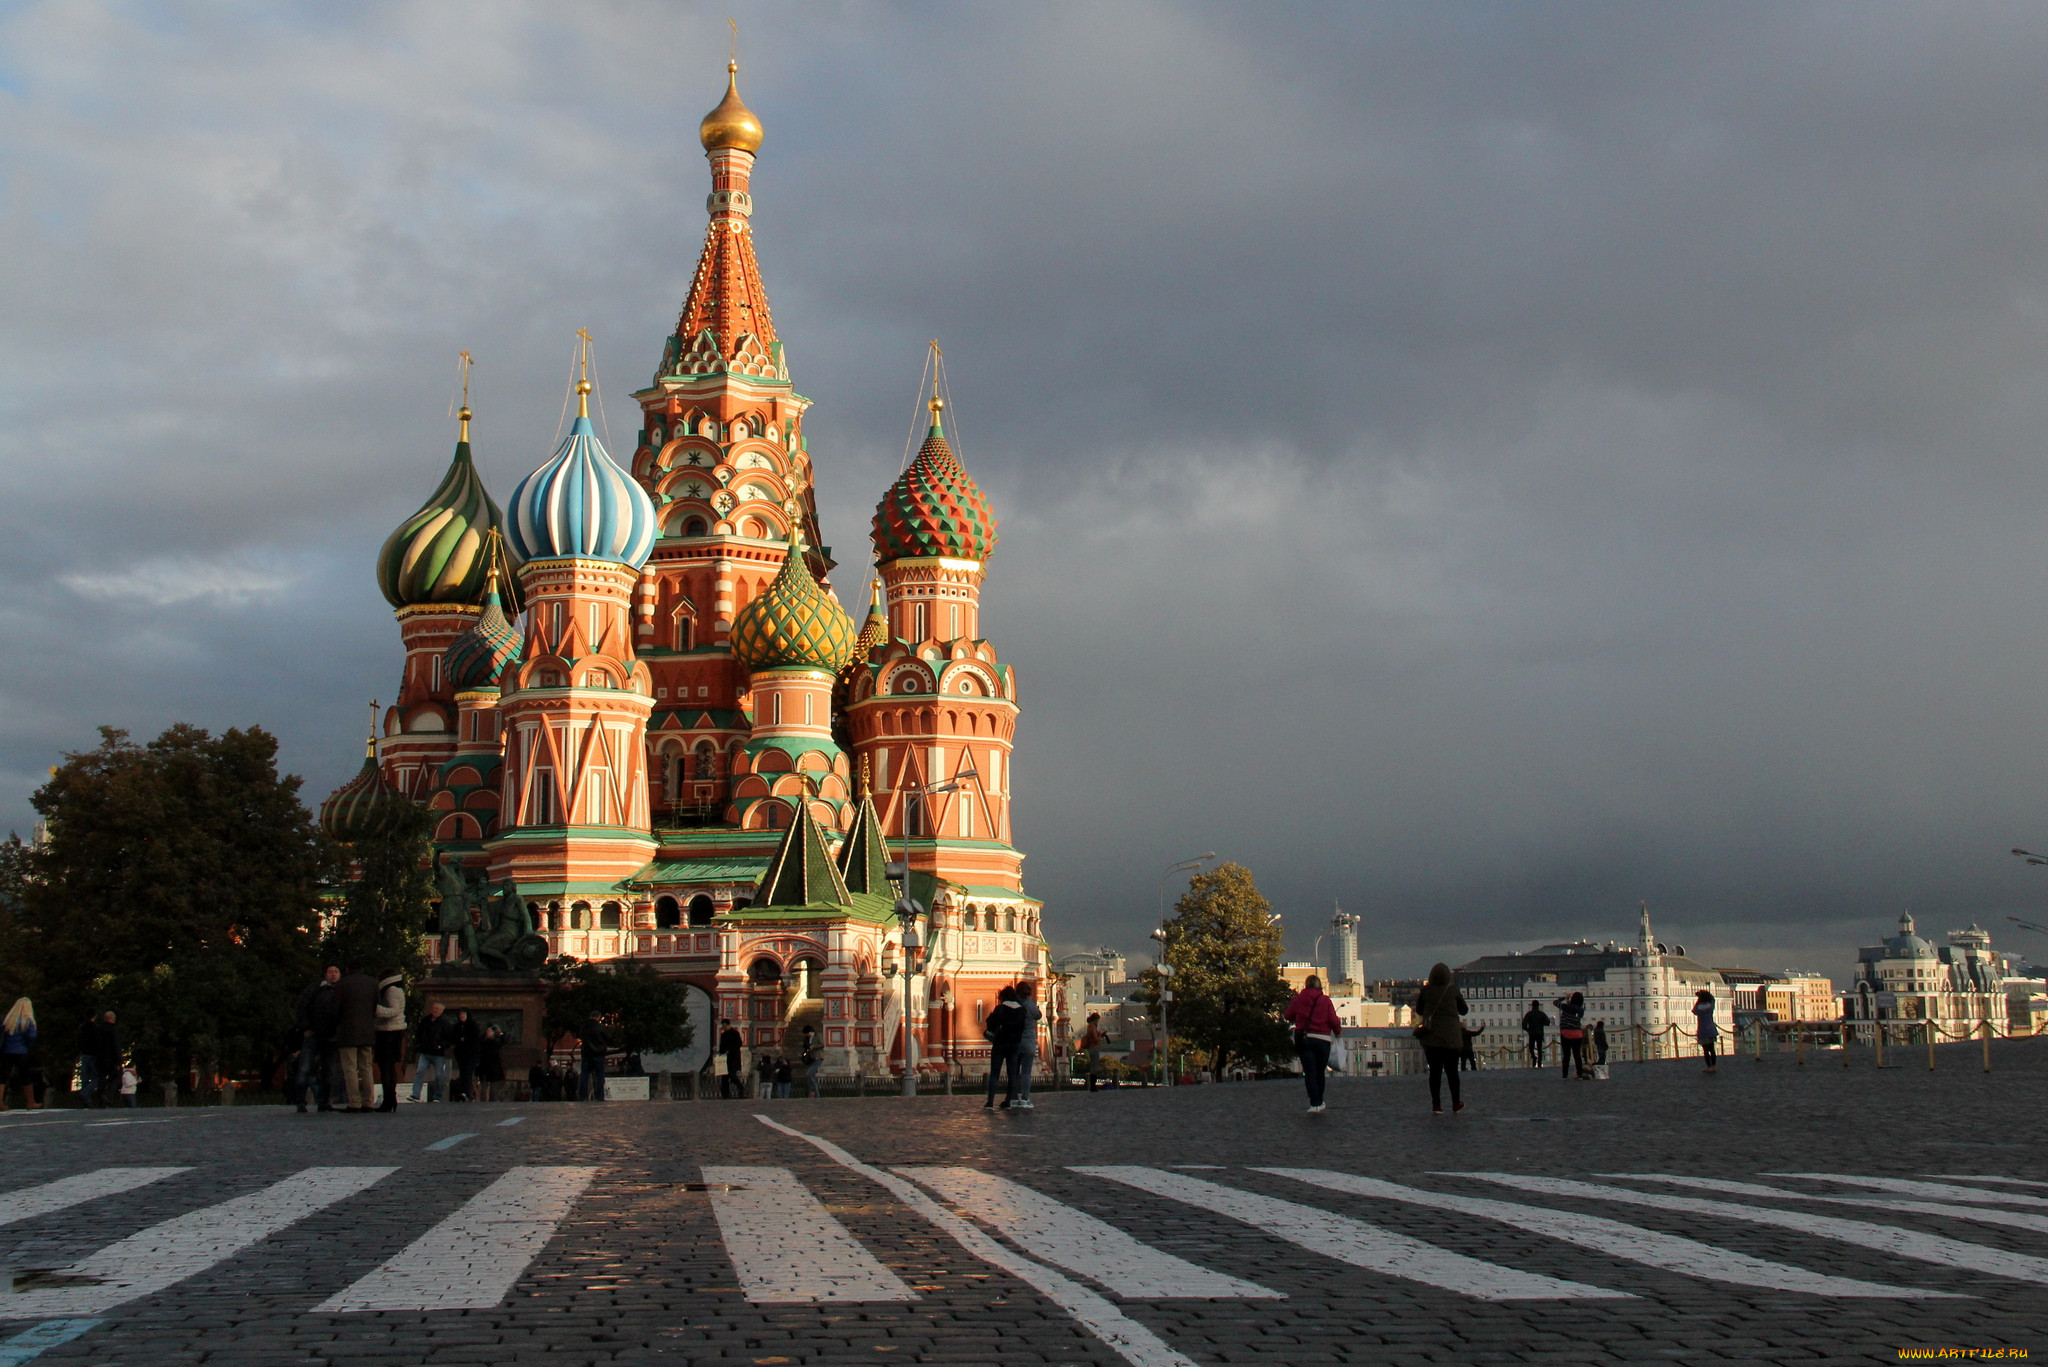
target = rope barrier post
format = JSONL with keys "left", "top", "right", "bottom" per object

{"left": 1926, "top": 1019, "right": 1936, "bottom": 1071}
{"left": 1982, "top": 1017, "right": 1992, "bottom": 1073}
{"left": 1754, "top": 1021, "right": 1764, "bottom": 1063}
{"left": 1874, "top": 1021, "right": 1884, "bottom": 1069}
{"left": 1841, "top": 1018, "right": 1851, "bottom": 1066}
{"left": 1797, "top": 1024, "right": 1805, "bottom": 1066}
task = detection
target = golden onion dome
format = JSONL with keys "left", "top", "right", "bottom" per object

{"left": 699, "top": 62, "right": 764, "bottom": 153}
{"left": 731, "top": 530, "right": 856, "bottom": 674}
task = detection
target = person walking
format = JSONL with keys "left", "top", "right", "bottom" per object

{"left": 1592, "top": 1019, "right": 1609, "bottom": 1070}
{"left": 1079, "top": 1013, "right": 1106, "bottom": 1092}
{"left": 1694, "top": 989, "right": 1720, "bottom": 1073}
{"left": 1282, "top": 974, "right": 1342, "bottom": 1114}
{"left": 1459, "top": 1023, "right": 1484, "bottom": 1072}
{"left": 1008, "top": 981, "right": 1043, "bottom": 1109}
{"left": 1521, "top": 1000, "right": 1551, "bottom": 1068}
{"left": 88, "top": 1012, "right": 122, "bottom": 1112}
{"left": 983, "top": 985, "right": 1021, "bottom": 1108}
{"left": 1554, "top": 992, "right": 1591, "bottom": 1080}
{"left": 452, "top": 1009, "right": 481, "bottom": 1102}
{"left": 1, "top": 999, "right": 40, "bottom": 1111}
{"left": 334, "top": 966, "right": 378, "bottom": 1113}
{"left": 754, "top": 1049, "right": 774, "bottom": 1101}
{"left": 411, "top": 1001, "right": 451, "bottom": 1103}
{"left": 579, "top": 1015, "right": 609, "bottom": 1101}
{"left": 773, "top": 1055, "right": 792, "bottom": 1099}
{"left": 717, "top": 1020, "right": 744, "bottom": 1100}
{"left": 1414, "top": 963, "right": 1470, "bottom": 1115}
{"left": 477, "top": 1026, "right": 505, "bottom": 1103}
{"left": 296, "top": 966, "right": 342, "bottom": 1112}
{"left": 800, "top": 1027, "right": 822, "bottom": 1098}
{"left": 372, "top": 969, "right": 406, "bottom": 1112}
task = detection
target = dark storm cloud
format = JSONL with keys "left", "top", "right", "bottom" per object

{"left": 7, "top": 1, "right": 2048, "bottom": 980}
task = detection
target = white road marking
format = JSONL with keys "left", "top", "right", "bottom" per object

{"left": 1926, "top": 1175, "right": 2048, "bottom": 1188}
{"left": 0, "top": 1319, "right": 103, "bottom": 1367}
{"left": 496, "top": 1116, "right": 525, "bottom": 1127}
{"left": 424, "top": 1133, "right": 475, "bottom": 1151}
{"left": 1262, "top": 1169, "right": 1948, "bottom": 1299}
{"left": 699, "top": 1166, "right": 913, "bottom": 1304}
{"left": 756, "top": 1117, "right": 1198, "bottom": 1367}
{"left": 1076, "top": 1166, "right": 1626, "bottom": 1301}
{"left": 898, "top": 1167, "right": 1279, "bottom": 1299}
{"left": 1602, "top": 1173, "right": 2048, "bottom": 1238}
{"left": 0, "top": 1167, "right": 395, "bottom": 1320}
{"left": 1452, "top": 1173, "right": 2048, "bottom": 1287}
{"left": 1762, "top": 1173, "right": 2048, "bottom": 1209}
{"left": 317, "top": 1166, "right": 597, "bottom": 1312}
{"left": 0, "top": 1170, "right": 188, "bottom": 1230}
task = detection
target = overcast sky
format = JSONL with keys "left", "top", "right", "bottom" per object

{"left": 12, "top": 2, "right": 2048, "bottom": 983}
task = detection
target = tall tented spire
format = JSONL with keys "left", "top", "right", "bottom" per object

{"left": 837, "top": 787, "right": 893, "bottom": 896}
{"left": 752, "top": 795, "right": 852, "bottom": 910}
{"left": 659, "top": 63, "right": 784, "bottom": 383}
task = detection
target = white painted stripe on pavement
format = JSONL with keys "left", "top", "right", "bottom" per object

{"left": 0, "top": 1170, "right": 188, "bottom": 1230}
{"left": 496, "top": 1116, "right": 525, "bottom": 1127}
{"left": 424, "top": 1133, "right": 474, "bottom": 1151}
{"left": 1926, "top": 1175, "right": 2048, "bottom": 1188}
{"left": 701, "top": 1166, "right": 913, "bottom": 1303}
{"left": 898, "top": 1167, "right": 1280, "bottom": 1300}
{"left": 0, "top": 1167, "right": 395, "bottom": 1320}
{"left": 1261, "top": 1169, "right": 1948, "bottom": 1299}
{"left": 317, "top": 1166, "right": 597, "bottom": 1312}
{"left": 756, "top": 1117, "right": 1199, "bottom": 1367}
{"left": 1601, "top": 1174, "right": 2048, "bottom": 1238}
{"left": 0, "top": 1319, "right": 103, "bottom": 1367}
{"left": 1077, "top": 1166, "right": 1626, "bottom": 1301}
{"left": 1762, "top": 1173, "right": 2048, "bottom": 1209}
{"left": 1451, "top": 1173, "right": 2048, "bottom": 1287}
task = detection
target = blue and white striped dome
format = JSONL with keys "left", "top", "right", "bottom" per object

{"left": 507, "top": 414, "right": 657, "bottom": 569}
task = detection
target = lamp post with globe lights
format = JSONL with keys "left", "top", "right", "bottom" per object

{"left": 884, "top": 768, "right": 979, "bottom": 1096}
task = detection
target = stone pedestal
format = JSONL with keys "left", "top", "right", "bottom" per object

{"left": 421, "top": 969, "right": 551, "bottom": 1076}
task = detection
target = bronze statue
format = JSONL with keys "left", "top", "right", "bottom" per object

{"left": 434, "top": 857, "right": 548, "bottom": 972}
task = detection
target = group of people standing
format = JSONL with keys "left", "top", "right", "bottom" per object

{"left": 2, "top": 999, "right": 133, "bottom": 1109}
{"left": 1518, "top": 998, "right": 1611, "bottom": 1077}
{"left": 713, "top": 1021, "right": 824, "bottom": 1100}
{"left": 290, "top": 967, "right": 510, "bottom": 1112}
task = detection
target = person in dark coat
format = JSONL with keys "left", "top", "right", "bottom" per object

{"left": 333, "top": 968, "right": 378, "bottom": 1112}
{"left": 1592, "top": 1019, "right": 1610, "bottom": 1069}
{"left": 411, "top": 1001, "right": 450, "bottom": 1102}
{"left": 76, "top": 1016, "right": 105, "bottom": 1108}
{"left": 88, "top": 1012, "right": 122, "bottom": 1110}
{"left": 452, "top": 1009, "right": 481, "bottom": 1102}
{"left": 579, "top": 1015, "right": 608, "bottom": 1102}
{"left": 717, "top": 1020, "right": 744, "bottom": 1099}
{"left": 477, "top": 1026, "right": 505, "bottom": 1102}
{"left": 1459, "top": 1023, "right": 1484, "bottom": 1072}
{"left": 372, "top": 970, "right": 406, "bottom": 1113}
{"left": 1554, "top": 991, "right": 1592, "bottom": 1080}
{"left": 1414, "top": 964, "right": 1471, "bottom": 1115}
{"left": 982, "top": 985, "right": 1022, "bottom": 1109}
{"left": 296, "top": 966, "right": 342, "bottom": 1112}
{"left": 1521, "top": 1001, "right": 1551, "bottom": 1068}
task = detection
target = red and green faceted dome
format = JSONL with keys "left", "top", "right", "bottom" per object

{"left": 871, "top": 418, "right": 997, "bottom": 563}
{"left": 443, "top": 572, "right": 521, "bottom": 691}
{"left": 320, "top": 746, "right": 413, "bottom": 843}
{"left": 731, "top": 535, "right": 857, "bottom": 673}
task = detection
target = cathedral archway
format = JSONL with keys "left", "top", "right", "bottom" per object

{"left": 688, "top": 895, "right": 715, "bottom": 927}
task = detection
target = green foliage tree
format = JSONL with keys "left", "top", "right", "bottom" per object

{"left": 0, "top": 833, "right": 37, "bottom": 1012}
{"left": 1139, "top": 861, "right": 1292, "bottom": 1079}
{"left": 16, "top": 725, "right": 331, "bottom": 1093}
{"left": 322, "top": 801, "right": 432, "bottom": 981}
{"left": 541, "top": 958, "right": 693, "bottom": 1061}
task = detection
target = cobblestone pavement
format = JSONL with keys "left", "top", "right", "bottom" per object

{"left": 3, "top": 1041, "right": 2045, "bottom": 1367}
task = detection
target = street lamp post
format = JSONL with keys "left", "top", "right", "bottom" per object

{"left": 1153, "top": 852, "right": 1215, "bottom": 1086}
{"left": 884, "top": 769, "right": 978, "bottom": 1098}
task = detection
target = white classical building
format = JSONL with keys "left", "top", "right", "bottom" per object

{"left": 1845, "top": 914, "right": 2043, "bottom": 1036}
{"left": 1453, "top": 906, "right": 1733, "bottom": 1057}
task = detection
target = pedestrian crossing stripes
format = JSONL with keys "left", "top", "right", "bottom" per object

{"left": 1257, "top": 1168, "right": 1947, "bottom": 1298}
{"left": 0, "top": 1319, "right": 102, "bottom": 1367}
{"left": 316, "top": 1167, "right": 597, "bottom": 1313}
{"left": 1601, "top": 1174, "right": 2048, "bottom": 1237}
{"left": 0, "top": 1169, "right": 186, "bottom": 1230}
{"left": 701, "top": 1166, "right": 912, "bottom": 1303}
{"left": 898, "top": 1167, "right": 1280, "bottom": 1300}
{"left": 1, "top": 1167, "right": 393, "bottom": 1320}
{"left": 1452, "top": 1172, "right": 2048, "bottom": 1286}
{"left": 1763, "top": 1172, "right": 2048, "bottom": 1208}
{"left": 1076, "top": 1166, "right": 1629, "bottom": 1301}
{"left": 1926, "top": 1174, "right": 2048, "bottom": 1188}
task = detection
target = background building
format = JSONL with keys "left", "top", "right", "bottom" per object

{"left": 1846, "top": 914, "right": 2042, "bottom": 1037}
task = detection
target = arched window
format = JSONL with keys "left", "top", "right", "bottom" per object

{"left": 963, "top": 906, "right": 979, "bottom": 930}
{"left": 749, "top": 956, "right": 781, "bottom": 985}
{"left": 1005, "top": 910, "right": 1017, "bottom": 933}
{"left": 570, "top": 901, "right": 590, "bottom": 931}
{"left": 599, "top": 901, "right": 621, "bottom": 930}
{"left": 688, "top": 895, "right": 716, "bottom": 926}
{"left": 684, "top": 516, "right": 707, "bottom": 537}
{"left": 730, "top": 897, "right": 752, "bottom": 912}
{"left": 675, "top": 613, "right": 695, "bottom": 650}
{"left": 694, "top": 740, "right": 717, "bottom": 780}
{"left": 655, "top": 897, "right": 681, "bottom": 930}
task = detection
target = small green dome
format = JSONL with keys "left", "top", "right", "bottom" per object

{"left": 731, "top": 533, "right": 857, "bottom": 674}
{"left": 377, "top": 435, "right": 519, "bottom": 608}
{"left": 320, "top": 744, "right": 413, "bottom": 842}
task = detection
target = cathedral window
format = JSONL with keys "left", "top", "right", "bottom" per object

{"left": 684, "top": 516, "right": 706, "bottom": 537}
{"left": 528, "top": 768, "right": 555, "bottom": 824}
{"left": 570, "top": 902, "right": 590, "bottom": 931}
{"left": 963, "top": 907, "right": 978, "bottom": 930}
{"left": 586, "top": 774, "right": 610, "bottom": 824}
{"left": 914, "top": 603, "right": 927, "bottom": 640}
{"left": 688, "top": 895, "right": 715, "bottom": 927}
{"left": 600, "top": 902, "right": 622, "bottom": 930}
{"left": 694, "top": 741, "right": 717, "bottom": 779}
{"left": 656, "top": 897, "right": 681, "bottom": 930}
{"left": 675, "top": 612, "right": 695, "bottom": 650}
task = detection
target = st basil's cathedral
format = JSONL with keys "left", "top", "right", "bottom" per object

{"left": 321, "top": 64, "right": 1046, "bottom": 1079}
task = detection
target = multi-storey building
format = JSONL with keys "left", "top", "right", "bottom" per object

{"left": 1844, "top": 914, "right": 2036, "bottom": 1036}
{"left": 329, "top": 63, "right": 1046, "bottom": 1079}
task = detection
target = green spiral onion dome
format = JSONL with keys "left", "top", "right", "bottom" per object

{"left": 443, "top": 561, "right": 522, "bottom": 691}
{"left": 376, "top": 423, "right": 520, "bottom": 609}
{"left": 731, "top": 531, "right": 858, "bottom": 673}
{"left": 320, "top": 743, "right": 413, "bottom": 842}
{"left": 871, "top": 401, "right": 997, "bottom": 564}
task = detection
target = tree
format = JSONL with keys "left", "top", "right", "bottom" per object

{"left": 15, "top": 725, "right": 330, "bottom": 1092}
{"left": 322, "top": 801, "right": 432, "bottom": 981}
{"left": 1139, "top": 861, "right": 1293, "bottom": 1079}
{"left": 542, "top": 958, "right": 693, "bottom": 1061}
